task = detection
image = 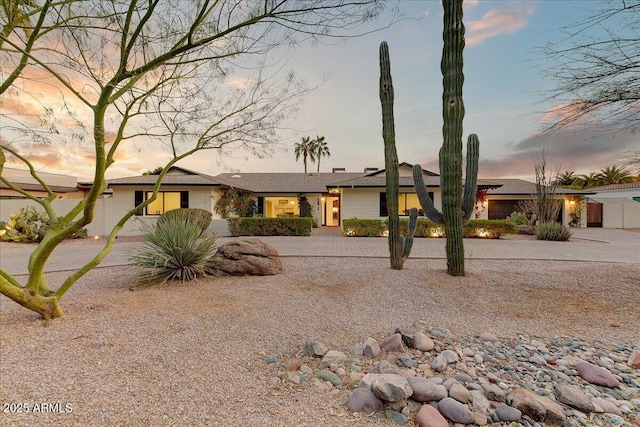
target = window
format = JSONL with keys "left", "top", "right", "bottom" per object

{"left": 134, "top": 190, "right": 188, "bottom": 215}
{"left": 379, "top": 192, "right": 433, "bottom": 216}
{"left": 263, "top": 196, "right": 299, "bottom": 218}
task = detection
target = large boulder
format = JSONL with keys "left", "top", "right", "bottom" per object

{"left": 210, "top": 238, "right": 282, "bottom": 276}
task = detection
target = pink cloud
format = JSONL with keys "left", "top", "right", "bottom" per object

{"left": 466, "top": 3, "right": 535, "bottom": 47}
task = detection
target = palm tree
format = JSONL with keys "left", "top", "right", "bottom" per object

{"left": 597, "top": 165, "right": 635, "bottom": 185}
{"left": 294, "top": 136, "right": 316, "bottom": 173}
{"left": 313, "top": 135, "right": 330, "bottom": 174}
{"left": 554, "top": 170, "right": 577, "bottom": 186}
{"left": 574, "top": 172, "right": 601, "bottom": 189}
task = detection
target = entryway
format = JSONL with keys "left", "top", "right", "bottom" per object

{"left": 321, "top": 194, "right": 340, "bottom": 227}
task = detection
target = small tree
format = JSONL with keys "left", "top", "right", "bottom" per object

{"left": 518, "top": 150, "right": 561, "bottom": 224}
{"left": 0, "top": 0, "right": 387, "bottom": 319}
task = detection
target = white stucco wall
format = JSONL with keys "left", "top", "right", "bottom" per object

{"left": 110, "top": 186, "right": 219, "bottom": 236}
{"left": 340, "top": 187, "right": 443, "bottom": 223}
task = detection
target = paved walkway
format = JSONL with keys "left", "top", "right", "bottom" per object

{"left": 0, "top": 228, "right": 638, "bottom": 275}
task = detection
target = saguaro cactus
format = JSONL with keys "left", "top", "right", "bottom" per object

{"left": 413, "top": 0, "right": 479, "bottom": 276}
{"left": 379, "top": 41, "right": 416, "bottom": 270}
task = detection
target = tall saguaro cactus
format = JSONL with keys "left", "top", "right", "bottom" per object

{"left": 413, "top": 0, "right": 479, "bottom": 276}
{"left": 379, "top": 41, "right": 417, "bottom": 270}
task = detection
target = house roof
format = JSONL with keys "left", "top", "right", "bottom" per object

{"left": 107, "top": 166, "right": 218, "bottom": 186}
{"left": 485, "top": 179, "right": 595, "bottom": 195}
{"left": 215, "top": 172, "right": 366, "bottom": 193}
{"left": 586, "top": 182, "right": 640, "bottom": 192}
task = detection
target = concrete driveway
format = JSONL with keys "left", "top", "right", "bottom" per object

{"left": 0, "top": 227, "right": 638, "bottom": 276}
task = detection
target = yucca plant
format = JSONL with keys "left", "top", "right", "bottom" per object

{"left": 132, "top": 216, "right": 218, "bottom": 285}
{"left": 535, "top": 222, "right": 572, "bottom": 241}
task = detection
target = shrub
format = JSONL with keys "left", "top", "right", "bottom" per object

{"left": 397, "top": 218, "right": 445, "bottom": 238}
{"left": 158, "top": 208, "right": 212, "bottom": 236}
{"left": 464, "top": 220, "right": 517, "bottom": 239}
{"left": 0, "top": 206, "right": 87, "bottom": 242}
{"left": 342, "top": 219, "right": 387, "bottom": 237}
{"left": 228, "top": 217, "right": 312, "bottom": 236}
{"left": 535, "top": 222, "right": 572, "bottom": 241}
{"left": 131, "top": 216, "right": 218, "bottom": 285}
{"left": 343, "top": 218, "right": 515, "bottom": 239}
{"left": 214, "top": 188, "right": 255, "bottom": 218}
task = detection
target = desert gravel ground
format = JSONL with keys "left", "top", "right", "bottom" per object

{"left": 1, "top": 257, "right": 639, "bottom": 426}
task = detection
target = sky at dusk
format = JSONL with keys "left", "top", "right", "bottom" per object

{"left": 3, "top": 1, "right": 639, "bottom": 182}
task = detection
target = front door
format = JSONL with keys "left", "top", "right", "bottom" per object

{"left": 321, "top": 195, "right": 340, "bottom": 226}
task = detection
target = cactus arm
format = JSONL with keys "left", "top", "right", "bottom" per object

{"left": 413, "top": 164, "right": 443, "bottom": 224}
{"left": 379, "top": 41, "right": 403, "bottom": 270}
{"left": 401, "top": 207, "right": 418, "bottom": 261}
{"left": 461, "top": 133, "right": 479, "bottom": 223}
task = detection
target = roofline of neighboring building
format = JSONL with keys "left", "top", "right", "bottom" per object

{"left": 0, "top": 183, "right": 79, "bottom": 193}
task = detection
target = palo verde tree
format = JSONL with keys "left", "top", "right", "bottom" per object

{"left": 543, "top": 0, "right": 640, "bottom": 135}
{"left": 412, "top": 0, "right": 479, "bottom": 276}
{"left": 0, "top": 0, "right": 388, "bottom": 319}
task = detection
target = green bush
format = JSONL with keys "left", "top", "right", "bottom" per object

{"left": 131, "top": 215, "right": 218, "bottom": 285}
{"left": 343, "top": 218, "right": 515, "bottom": 239}
{"left": 396, "top": 218, "right": 445, "bottom": 238}
{"left": 0, "top": 206, "right": 87, "bottom": 243}
{"left": 158, "top": 208, "right": 212, "bottom": 236}
{"left": 228, "top": 217, "right": 312, "bottom": 236}
{"left": 535, "top": 222, "right": 572, "bottom": 241}
{"left": 464, "top": 220, "right": 517, "bottom": 239}
{"left": 342, "top": 219, "right": 387, "bottom": 237}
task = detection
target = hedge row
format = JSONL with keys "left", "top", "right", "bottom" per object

{"left": 228, "top": 217, "right": 312, "bottom": 236}
{"left": 343, "top": 218, "right": 516, "bottom": 239}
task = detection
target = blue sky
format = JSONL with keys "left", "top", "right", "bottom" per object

{"left": 172, "top": 0, "right": 637, "bottom": 180}
{"left": 4, "top": 1, "right": 638, "bottom": 181}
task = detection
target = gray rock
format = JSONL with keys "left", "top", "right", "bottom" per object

{"left": 317, "top": 370, "right": 343, "bottom": 388}
{"left": 321, "top": 350, "right": 347, "bottom": 368}
{"left": 470, "top": 389, "right": 491, "bottom": 414}
{"left": 556, "top": 383, "right": 595, "bottom": 413}
{"left": 363, "top": 338, "right": 381, "bottom": 357}
{"left": 371, "top": 374, "right": 413, "bottom": 402}
{"left": 449, "top": 381, "right": 470, "bottom": 403}
{"left": 414, "top": 332, "right": 435, "bottom": 352}
{"left": 591, "top": 397, "right": 622, "bottom": 415}
{"left": 482, "top": 382, "right": 507, "bottom": 402}
{"left": 385, "top": 409, "right": 409, "bottom": 425}
{"left": 304, "top": 341, "right": 328, "bottom": 357}
{"left": 408, "top": 377, "right": 448, "bottom": 402}
{"left": 347, "top": 388, "right": 384, "bottom": 413}
{"left": 441, "top": 349, "right": 459, "bottom": 364}
{"left": 529, "top": 353, "right": 548, "bottom": 366}
{"left": 430, "top": 353, "right": 448, "bottom": 372}
{"left": 437, "top": 397, "right": 475, "bottom": 424}
{"left": 381, "top": 333, "right": 404, "bottom": 352}
{"left": 479, "top": 332, "right": 499, "bottom": 342}
{"left": 397, "top": 353, "right": 418, "bottom": 368}
{"left": 575, "top": 361, "right": 620, "bottom": 388}
{"left": 210, "top": 238, "right": 282, "bottom": 275}
{"left": 379, "top": 360, "right": 403, "bottom": 375}
{"left": 495, "top": 404, "right": 522, "bottom": 422}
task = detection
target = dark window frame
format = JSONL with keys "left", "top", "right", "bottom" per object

{"left": 379, "top": 191, "right": 434, "bottom": 217}
{"left": 134, "top": 190, "right": 189, "bottom": 216}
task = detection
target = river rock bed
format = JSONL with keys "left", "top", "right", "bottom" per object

{"left": 265, "top": 328, "right": 640, "bottom": 426}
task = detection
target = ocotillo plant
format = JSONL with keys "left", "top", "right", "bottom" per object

{"left": 379, "top": 41, "right": 417, "bottom": 269}
{"left": 412, "top": 0, "right": 479, "bottom": 276}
